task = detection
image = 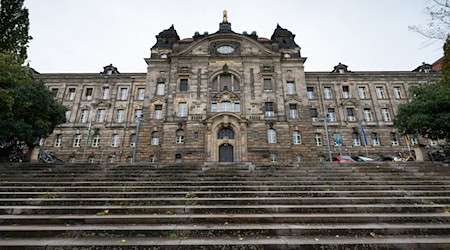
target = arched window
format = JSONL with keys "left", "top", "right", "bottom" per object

{"left": 176, "top": 129, "right": 185, "bottom": 144}
{"left": 218, "top": 128, "right": 234, "bottom": 139}
{"left": 175, "top": 154, "right": 182, "bottom": 163}
{"left": 149, "top": 155, "right": 156, "bottom": 163}
{"left": 212, "top": 73, "right": 240, "bottom": 92}
{"left": 151, "top": 131, "right": 160, "bottom": 145}
{"left": 293, "top": 131, "right": 301, "bottom": 144}
{"left": 267, "top": 129, "right": 277, "bottom": 143}
{"left": 296, "top": 154, "right": 304, "bottom": 163}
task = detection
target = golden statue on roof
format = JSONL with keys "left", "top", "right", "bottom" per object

{"left": 223, "top": 10, "right": 228, "bottom": 23}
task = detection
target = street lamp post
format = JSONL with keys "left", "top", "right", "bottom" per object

{"left": 318, "top": 115, "right": 333, "bottom": 163}
{"left": 132, "top": 114, "right": 143, "bottom": 163}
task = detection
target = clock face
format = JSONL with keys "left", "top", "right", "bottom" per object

{"left": 216, "top": 45, "right": 235, "bottom": 54}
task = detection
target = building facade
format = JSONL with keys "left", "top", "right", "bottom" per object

{"left": 39, "top": 16, "right": 440, "bottom": 164}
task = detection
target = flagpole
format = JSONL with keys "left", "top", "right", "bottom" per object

{"left": 82, "top": 122, "right": 92, "bottom": 163}
{"left": 360, "top": 121, "right": 369, "bottom": 157}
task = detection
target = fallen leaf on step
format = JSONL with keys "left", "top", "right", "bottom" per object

{"left": 239, "top": 237, "right": 244, "bottom": 241}
{"left": 121, "top": 239, "right": 126, "bottom": 243}
{"left": 224, "top": 221, "right": 229, "bottom": 225}
{"left": 315, "top": 238, "right": 319, "bottom": 241}
{"left": 370, "top": 232, "right": 377, "bottom": 238}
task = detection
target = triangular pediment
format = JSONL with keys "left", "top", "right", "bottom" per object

{"left": 91, "top": 100, "right": 111, "bottom": 108}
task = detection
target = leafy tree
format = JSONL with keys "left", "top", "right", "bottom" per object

{"left": 409, "top": 0, "right": 450, "bottom": 41}
{"left": 0, "top": 53, "right": 68, "bottom": 147}
{"left": 0, "top": 0, "right": 32, "bottom": 63}
{"left": 394, "top": 81, "right": 450, "bottom": 144}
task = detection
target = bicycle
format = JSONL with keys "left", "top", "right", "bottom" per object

{"left": 394, "top": 151, "right": 416, "bottom": 162}
{"left": 38, "top": 151, "right": 63, "bottom": 164}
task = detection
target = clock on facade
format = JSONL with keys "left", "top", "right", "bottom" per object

{"left": 216, "top": 45, "right": 235, "bottom": 54}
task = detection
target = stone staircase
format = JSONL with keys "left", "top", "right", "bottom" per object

{"left": 0, "top": 162, "right": 449, "bottom": 249}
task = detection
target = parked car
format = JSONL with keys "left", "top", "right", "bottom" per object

{"left": 351, "top": 156, "right": 375, "bottom": 162}
{"left": 332, "top": 155, "right": 356, "bottom": 163}
{"left": 373, "top": 156, "right": 395, "bottom": 162}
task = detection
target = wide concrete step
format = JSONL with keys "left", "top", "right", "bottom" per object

{"left": 1, "top": 204, "right": 447, "bottom": 215}
{"left": 1, "top": 223, "right": 449, "bottom": 238}
{"left": 1, "top": 196, "right": 449, "bottom": 206}
{"left": 1, "top": 235, "right": 449, "bottom": 249}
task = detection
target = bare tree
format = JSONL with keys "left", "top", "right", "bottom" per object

{"left": 409, "top": 0, "right": 450, "bottom": 40}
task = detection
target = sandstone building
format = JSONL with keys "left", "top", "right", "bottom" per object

{"left": 38, "top": 15, "right": 440, "bottom": 164}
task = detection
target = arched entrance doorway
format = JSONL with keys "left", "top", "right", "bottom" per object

{"left": 219, "top": 144, "right": 233, "bottom": 162}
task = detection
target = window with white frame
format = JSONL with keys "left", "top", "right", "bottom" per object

{"left": 68, "top": 88, "right": 76, "bottom": 100}
{"left": 92, "top": 134, "right": 100, "bottom": 147}
{"left": 111, "top": 134, "right": 120, "bottom": 147}
{"left": 363, "top": 108, "right": 373, "bottom": 122}
{"left": 234, "top": 103, "right": 241, "bottom": 113}
{"left": 154, "top": 105, "right": 162, "bottom": 119}
{"left": 381, "top": 108, "right": 391, "bottom": 121}
{"left": 390, "top": 132, "right": 399, "bottom": 146}
{"left": 289, "top": 104, "right": 298, "bottom": 119}
{"left": 270, "top": 153, "right": 277, "bottom": 162}
{"left": 307, "top": 87, "right": 316, "bottom": 99}
{"left": 358, "top": 87, "right": 367, "bottom": 99}
{"left": 323, "top": 87, "right": 332, "bottom": 99}
{"left": 97, "top": 109, "right": 106, "bottom": 122}
{"left": 342, "top": 86, "right": 350, "bottom": 99}
{"left": 80, "top": 109, "right": 89, "bottom": 123}
{"left": 346, "top": 108, "right": 356, "bottom": 121}
{"left": 293, "top": 131, "right": 301, "bottom": 144}
{"left": 54, "top": 134, "right": 62, "bottom": 147}
{"left": 119, "top": 88, "right": 128, "bottom": 100}
{"left": 327, "top": 108, "right": 336, "bottom": 122}
{"left": 178, "top": 102, "right": 188, "bottom": 117}
{"left": 211, "top": 103, "right": 217, "bottom": 112}
{"left": 267, "top": 129, "right": 277, "bottom": 143}
{"left": 102, "top": 87, "right": 110, "bottom": 100}
{"left": 156, "top": 83, "right": 165, "bottom": 95}
{"left": 263, "top": 78, "right": 272, "bottom": 91}
{"left": 352, "top": 133, "right": 361, "bottom": 146}
{"left": 151, "top": 131, "right": 160, "bottom": 145}
{"left": 137, "top": 88, "right": 145, "bottom": 100}
{"left": 376, "top": 87, "right": 385, "bottom": 99}
{"left": 265, "top": 102, "right": 275, "bottom": 117}
{"left": 287, "top": 81, "right": 296, "bottom": 95}
{"left": 410, "top": 136, "right": 418, "bottom": 146}
{"left": 220, "top": 101, "right": 232, "bottom": 112}
{"left": 393, "top": 86, "right": 402, "bottom": 99}
{"left": 315, "top": 133, "right": 323, "bottom": 146}
{"left": 73, "top": 134, "right": 81, "bottom": 147}
{"left": 65, "top": 110, "right": 71, "bottom": 122}
{"left": 310, "top": 108, "right": 318, "bottom": 122}
{"left": 85, "top": 88, "right": 93, "bottom": 100}
{"left": 116, "top": 109, "right": 125, "bottom": 123}
{"left": 333, "top": 132, "right": 342, "bottom": 146}
{"left": 371, "top": 132, "right": 380, "bottom": 146}
{"left": 135, "top": 109, "right": 143, "bottom": 119}
{"left": 176, "top": 129, "right": 185, "bottom": 144}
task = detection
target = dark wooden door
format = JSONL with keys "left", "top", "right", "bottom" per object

{"left": 219, "top": 144, "right": 233, "bottom": 162}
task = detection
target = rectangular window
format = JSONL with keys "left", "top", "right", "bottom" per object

{"left": 363, "top": 108, "right": 373, "bottom": 122}
{"left": 65, "top": 110, "right": 71, "bottom": 122}
{"left": 116, "top": 109, "right": 125, "bottom": 123}
{"left": 346, "top": 108, "right": 356, "bottom": 121}
{"left": 179, "top": 79, "right": 188, "bottom": 92}
{"left": 50, "top": 88, "right": 59, "bottom": 97}
{"left": 327, "top": 108, "right": 336, "bottom": 122}
{"left": 111, "top": 134, "right": 120, "bottom": 147}
{"left": 194, "top": 131, "right": 199, "bottom": 140}
{"left": 265, "top": 102, "right": 274, "bottom": 117}
{"left": 358, "top": 87, "right": 367, "bottom": 99}
{"left": 382, "top": 108, "right": 391, "bottom": 121}
{"left": 372, "top": 132, "right": 380, "bottom": 146}
{"left": 376, "top": 87, "right": 385, "bottom": 99}
{"left": 97, "top": 109, "right": 106, "bottom": 122}
{"left": 289, "top": 104, "right": 298, "bottom": 119}
{"left": 352, "top": 133, "right": 361, "bottom": 146}
{"left": 390, "top": 133, "right": 399, "bottom": 146}
{"left": 73, "top": 135, "right": 81, "bottom": 147}
{"left": 310, "top": 108, "right": 318, "bottom": 122}
{"left": 92, "top": 135, "right": 100, "bottom": 147}
{"left": 315, "top": 133, "right": 323, "bottom": 146}
{"left": 287, "top": 82, "right": 296, "bottom": 95}
{"left": 154, "top": 105, "right": 162, "bottom": 119}
{"left": 263, "top": 79, "right": 272, "bottom": 91}
{"left": 54, "top": 135, "right": 62, "bottom": 147}
{"left": 342, "top": 86, "right": 350, "bottom": 99}
{"left": 102, "top": 87, "right": 110, "bottom": 100}
{"left": 119, "top": 88, "right": 128, "bottom": 100}
{"left": 156, "top": 83, "right": 165, "bottom": 95}
{"left": 80, "top": 109, "right": 89, "bottom": 123}
{"left": 393, "top": 86, "right": 402, "bottom": 99}
{"left": 307, "top": 87, "right": 316, "bottom": 100}
{"left": 234, "top": 103, "right": 240, "bottom": 113}
{"left": 85, "top": 88, "right": 93, "bottom": 100}
{"left": 211, "top": 103, "right": 217, "bottom": 112}
{"left": 178, "top": 102, "right": 188, "bottom": 117}
{"left": 68, "top": 88, "right": 76, "bottom": 100}
{"left": 220, "top": 102, "right": 232, "bottom": 112}
{"left": 323, "top": 87, "right": 332, "bottom": 99}
{"left": 137, "top": 88, "right": 145, "bottom": 100}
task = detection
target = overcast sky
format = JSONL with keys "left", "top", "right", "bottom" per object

{"left": 25, "top": 0, "right": 445, "bottom": 73}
